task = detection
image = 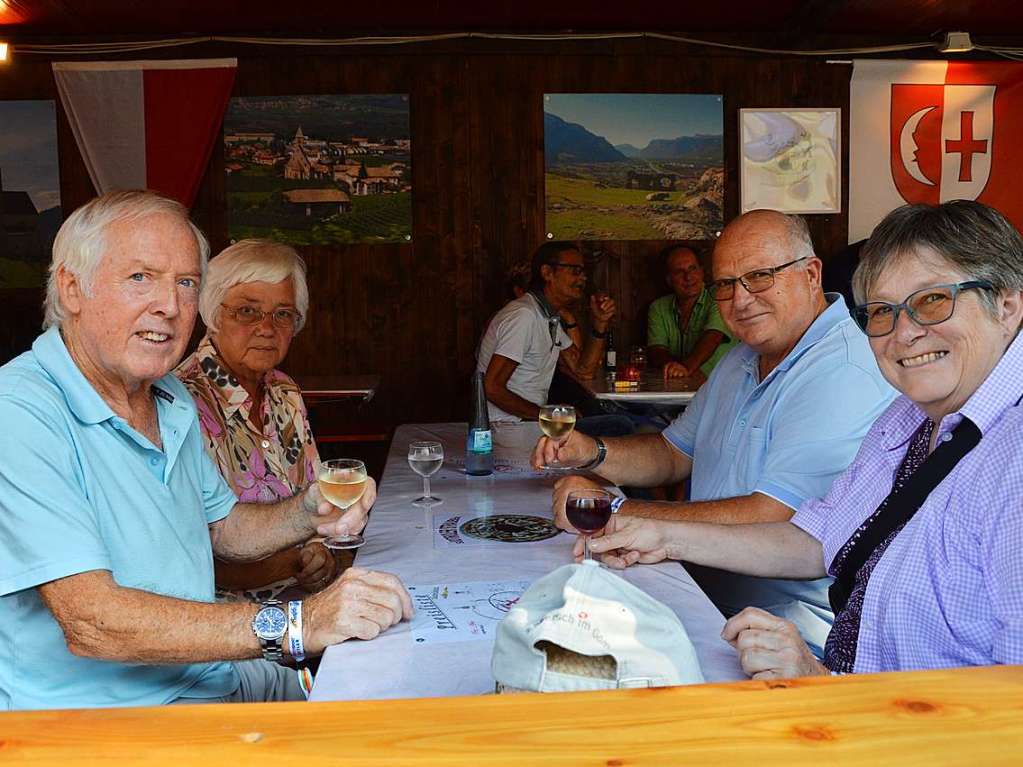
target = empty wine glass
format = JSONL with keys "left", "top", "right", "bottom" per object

{"left": 539, "top": 404, "right": 576, "bottom": 469}
{"left": 318, "top": 458, "right": 368, "bottom": 550}
{"left": 408, "top": 441, "right": 443, "bottom": 507}
{"left": 565, "top": 488, "right": 613, "bottom": 561}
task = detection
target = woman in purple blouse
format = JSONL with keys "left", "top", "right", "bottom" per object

{"left": 584, "top": 200, "right": 1023, "bottom": 678}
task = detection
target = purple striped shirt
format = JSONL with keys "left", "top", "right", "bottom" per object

{"left": 791, "top": 331, "right": 1023, "bottom": 673}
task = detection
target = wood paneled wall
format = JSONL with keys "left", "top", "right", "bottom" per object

{"left": 0, "top": 41, "right": 852, "bottom": 427}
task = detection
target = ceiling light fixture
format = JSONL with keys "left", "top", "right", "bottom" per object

{"left": 938, "top": 31, "right": 974, "bottom": 54}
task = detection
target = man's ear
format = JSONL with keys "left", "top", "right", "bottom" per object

{"left": 56, "top": 265, "right": 85, "bottom": 317}
{"left": 804, "top": 256, "right": 823, "bottom": 289}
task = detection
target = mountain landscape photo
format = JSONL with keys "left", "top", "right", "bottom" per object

{"left": 543, "top": 93, "right": 723, "bottom": 240}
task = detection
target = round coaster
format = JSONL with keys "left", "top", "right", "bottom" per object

{"left": 459, "top": 514, "right": 560, "bottom": 543}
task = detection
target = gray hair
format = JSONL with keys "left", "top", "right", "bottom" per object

{"left": 853, "top": 201, "right": 1023, "bottom": 316}
{"left": 778, "top": 212, "right": 816, "bottom": 264}
{"left": 199, "top": 239, "right": 309, "bottom": 334}
{"left": 44, "top": 190, "right": 210, "bottom": 329}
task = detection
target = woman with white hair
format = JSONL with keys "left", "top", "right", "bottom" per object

{"left": 176, "top": 238, "right": 335, "bottom": 602}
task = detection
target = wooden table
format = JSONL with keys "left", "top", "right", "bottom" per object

{"left": 585, "top": 371, "right": 699, "bottom": 406}
{"left": 294, "top": 374, "right": 380, "bottom": 403}
{"left": 2, "top": 665, "right": 1021, "bottom": 764}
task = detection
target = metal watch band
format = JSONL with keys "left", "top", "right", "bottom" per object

{"left": 255, "top": 599, "right": 285, "bottom": 662}
{"left": 260, "top": 637, "right": 284, "bottom": 662}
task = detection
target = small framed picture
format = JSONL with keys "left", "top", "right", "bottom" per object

{"left": 740, "top": 108, "right": 841, "bottom": 215}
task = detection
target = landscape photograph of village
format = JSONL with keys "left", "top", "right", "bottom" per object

{"left": 544, "top": 93, "right": 723, "bottom": 240}
{"left": 224, "top": 94, "right": 411, "bottom": 244}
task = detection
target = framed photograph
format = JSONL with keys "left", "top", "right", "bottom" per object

{"left": 740, "top": 108, "right": 841, "bottom": 215}
{"left": 544, "top": 93, "right": 723, "bottom": 241}
{"left": 224, "top": 95, "right": 411, "bottom": 245}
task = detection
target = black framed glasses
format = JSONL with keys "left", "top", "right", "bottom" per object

{"left": 852, "top": 281, "right": 994, "bottom": 337}
{"left": 221, "top": 303, "right": 302, "bottom": 330}
{"left": 551, "top": 262, "right": 586, "bottom": 277}
{"left": 709, "top": 257, "right": 810, "bottom": 301}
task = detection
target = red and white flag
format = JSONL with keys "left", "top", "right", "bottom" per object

{"left": 52, "top": 59, "right": 237, "bottom": 208}
{"left": 850, "top": 59, "right": 1023, "bottom": 242}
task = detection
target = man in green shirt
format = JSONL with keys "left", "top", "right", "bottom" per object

{"left": 647, "top": 245, "right": 736, "bottom": 381}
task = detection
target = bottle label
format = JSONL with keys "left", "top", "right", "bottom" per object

{"left": 469, "top": 429, "right": 492, "bottom": 453}
{"left": 607, "top": 351, "right": 616, "bottom": 366}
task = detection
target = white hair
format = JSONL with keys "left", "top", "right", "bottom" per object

{"left": 43, "top": 190, "right": 210, "bottom": 330}
{"left": 198, "top": 239, "right": 309, "bottom": 334}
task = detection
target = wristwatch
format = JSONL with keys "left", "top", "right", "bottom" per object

{"left": 252, "top": 599, "right": 287, "bottom": 662}
{"left": 579, "top": 437, "right": 607, "bottom": 471}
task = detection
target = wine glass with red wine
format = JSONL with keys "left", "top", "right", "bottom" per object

{"left": 565, "top": 488, "right": 613, "bottom": 561}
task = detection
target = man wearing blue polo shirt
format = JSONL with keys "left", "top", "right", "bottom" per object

{"left": 535, "top": 210, "right": 895, "bottom": 654}
{"left": 0, "top": 191, "right": 412, "bottom": 711}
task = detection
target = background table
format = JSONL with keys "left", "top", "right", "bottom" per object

{"left": 294, "top": 374, "right": 380, "bottom": 403}
{"left": 311, "top": 421, "right": 743, "bottom": 702}
{"left": 585, "top": 372, "right": 699, "bottom": 405}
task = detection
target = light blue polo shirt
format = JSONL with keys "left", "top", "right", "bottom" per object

{"left": 664, "top": 294, "right": 895, "bottom": 510}
{"left": 662, "top": 295, "right": 895, "bottom": 653}
{"left": 0, "top": 327, "right": 239, "bottom": 710}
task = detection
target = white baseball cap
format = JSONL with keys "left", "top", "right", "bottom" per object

{"left": 492, "top": 560, "right": 705, "bottom": 692}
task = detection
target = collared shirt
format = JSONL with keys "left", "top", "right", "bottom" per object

{"left": 791, "top": 329, "right": 1023, "bottom": 673}
{"left": 662, "top": 295, "right": 895, "bottom": 618}
{"left": 646, "top": 289, "right": 736, "bottom": 376}
{"left": 476, "top": 292, "right": 572, "bottom": 422}
{"left": 0, "top": 327, "right": 239, "bottom": 710}
{"left": 175, "top": 335, "right": 319, "bottom": 505}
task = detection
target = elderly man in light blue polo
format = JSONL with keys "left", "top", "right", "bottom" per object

{"left": 534, "top": 210, "right": 896, "bottom": 655}
{"left": 0, "top": 191, "right": 412, "bottom": 711}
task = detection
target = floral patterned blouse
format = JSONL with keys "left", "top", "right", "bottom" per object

{"left": 176, "top": 334, "right": 320, "bottom": 600}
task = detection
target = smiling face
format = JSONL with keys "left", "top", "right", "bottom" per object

{"left": 665, "top": 248, "right": 704, "bottom": 301}
{"left": 712, "top": 213, "right": 823, "bottom": 370}
{"left": 866, "top": 249, "right": 1022, "bottom": 421}
{"left": 211, "top": 278, "right": 298, "bottom": 390}
{"left": 59, "top": 211, "right": 201, "bottom": 397}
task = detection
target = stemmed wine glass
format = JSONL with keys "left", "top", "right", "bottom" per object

{"left": 408, "top": 441, "right": 444, "bottom": 507}
{"left": 539, "top": 403, "right": 576, "bottom": 469}
{"left": 566, "top": 488, "right": 613, "bottom": 561}
{"left": 318, "top": 458, "right": 369, "bottom": 550}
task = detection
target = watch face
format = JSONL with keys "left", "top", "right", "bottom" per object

{"left": 254, "top": 606, "right": 287, "bottom": 639}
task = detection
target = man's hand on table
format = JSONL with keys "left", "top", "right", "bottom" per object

{"left": 532, "top": 429, "right": 597, "bottom": 471}
{"left": 302, "top": 476, "right": 377, "bottom": 538}
{"left": 663, "top": 361, "right": 691, "bottom": 379}
{"left": 302, "top": 567, "right": 414, "bottom": 654}
{"left": 574, "top": 515, "right": 674, "bottom": 568}
{"left": 721, "top": 607, "right": 829, "bottom": 679}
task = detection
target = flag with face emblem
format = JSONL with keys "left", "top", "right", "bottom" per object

{"left": 52, "top": 59, "right": 237, "bottom": 208}
{"left": 850, "top": 59, "right": 1023, "bottom": 242}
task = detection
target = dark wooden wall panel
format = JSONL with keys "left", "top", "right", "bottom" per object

{"left": 0, "top": 42, "right": 853, "bottom": 427}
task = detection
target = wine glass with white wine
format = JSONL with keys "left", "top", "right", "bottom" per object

{"left": 317, "top": 458, "right": 369, "bottom": 550}
{"left": 539, "top": 404, "right": 576, "bottom": 469}
{"left": 408, "top": 440, "right": 444, "bottom": 507}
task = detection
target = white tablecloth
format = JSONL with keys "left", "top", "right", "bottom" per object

{"left": 310, "top": 422, "right": 743, "bottom": 701}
